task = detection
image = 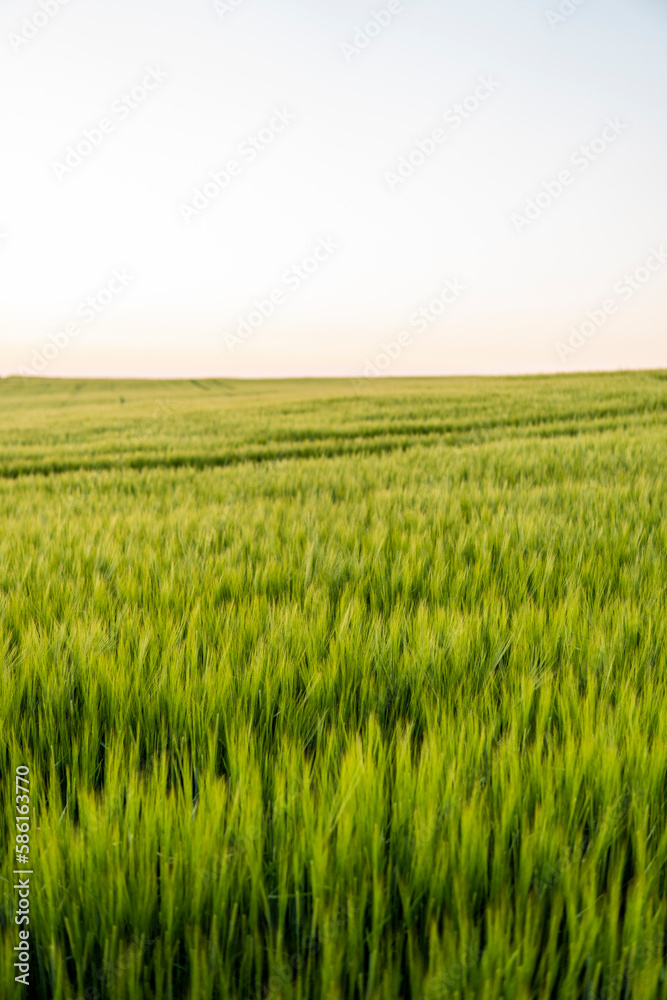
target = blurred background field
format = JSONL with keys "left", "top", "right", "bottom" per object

{"left": 1, "top": 372, "right": 667, "bottom": 999}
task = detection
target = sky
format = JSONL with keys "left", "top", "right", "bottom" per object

{"left": 1, "top": 0, "right": 666, "bottom": 379}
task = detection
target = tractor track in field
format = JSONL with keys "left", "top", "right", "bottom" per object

{"left": 1, "top": 410, "right": 664, "bottom": 482}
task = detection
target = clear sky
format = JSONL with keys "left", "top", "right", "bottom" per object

{"left": 1, "top": 0, "right": 666, "bottom": 379}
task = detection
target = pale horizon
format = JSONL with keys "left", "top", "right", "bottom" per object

{"left": 1, "top": 0, "right": 666, "bottom": 380}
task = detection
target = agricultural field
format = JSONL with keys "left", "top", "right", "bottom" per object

{"left": 1, "top": 371, "right": 667, "bottom": 1000}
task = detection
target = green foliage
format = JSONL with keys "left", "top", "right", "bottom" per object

{"left": 1, "top": 372, "right": 667, "bottom": 998}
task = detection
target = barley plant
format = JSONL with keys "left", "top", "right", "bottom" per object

{"left": 1, "top": 372, "right": 667, "bottom": 999}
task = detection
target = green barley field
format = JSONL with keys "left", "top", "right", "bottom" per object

{"left": 2, "top": 371, "right": 667, "bottom": 1000}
